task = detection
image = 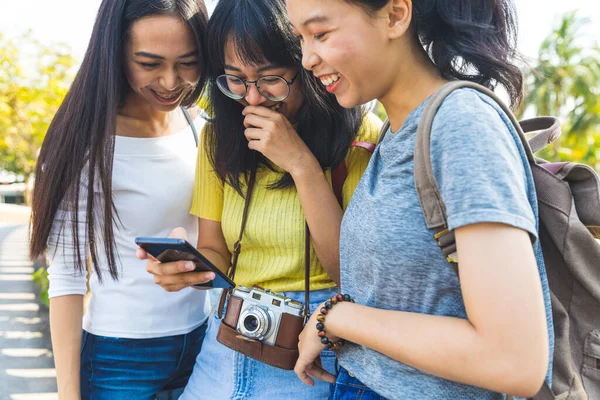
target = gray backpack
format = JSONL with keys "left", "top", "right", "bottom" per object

{"left": 380, "top": 81, "right": 600, "bottom": 399}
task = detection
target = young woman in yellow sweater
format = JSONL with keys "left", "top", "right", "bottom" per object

{"left": 138, "top": 0, "right": 381, "bottom": 398}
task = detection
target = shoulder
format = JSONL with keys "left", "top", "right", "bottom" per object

{"left": 435, "top": 88, "right": 513, "bottom": 133}
{"left": 356, "top": 111, "right": 384, "bottom": 143}
{"left": 431, "top": 88, "right": 519, "bottom": 151}
{"left": 429, "top": 87, "right": 530, "bottom": 191}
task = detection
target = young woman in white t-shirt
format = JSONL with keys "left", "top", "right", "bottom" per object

{"left": 29, "top": 1, "right": 215, "bottom": 399}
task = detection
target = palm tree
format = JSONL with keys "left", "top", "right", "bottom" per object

{"left": 523, "top": 11, "right": 600, "bottom": 167}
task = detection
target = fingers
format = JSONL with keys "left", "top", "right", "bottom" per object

{"left": 294, "top": 360, "right": 316, "bottom": 387}
{"left": 243, "top": 109, "right": 290, "bottom": 130}
{"left": 146, "top": 260, "right": 196, "bottom": 276}
{"left": 243, "top": 114, "right": 276, "bottom": 130}
{"left": 242, "top": 105, "right": 279, "bottom": 118}
{"left": 168, "top": 227, "right": 189, "bottom": 241}
{"left": 306, "top": 363, "right": 336, "bottom": 383}
{"left": 151, "top": 269, "right": 216, "bottom": 292}
{"left": 244, "top": 128, "right": 263, "bottom": 142}
{"left": 247, "top": 139, "right": 262, "bottom": 152}
{"left": 294, "top": 361, "right": 335, "bottom": 386}
{"left": 136, "top": 248, "right": 148, "bottom": 260}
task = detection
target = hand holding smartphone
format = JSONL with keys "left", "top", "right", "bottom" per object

{"left": 136, "top": 237, "right": 235, "bottom": 289}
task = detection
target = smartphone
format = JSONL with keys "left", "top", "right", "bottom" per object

{"left": 135, "top": 237, "right": 235, "bottom": 289}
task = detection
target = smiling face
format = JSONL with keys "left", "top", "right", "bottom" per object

{"left": 222, "top": 39, "right": 305, "bottom": 122}
{"left": 287, "top": 0, "right": 397, "bottom": 108}
{"left": 124, "top": 14, "right": 201, "bottom": 112}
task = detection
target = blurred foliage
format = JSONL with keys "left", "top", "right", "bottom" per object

{"left": 522, "top": 11, "right": 600, "bottom": 169}
{"left": 32, "top": 266, "right": 49, "bottom": 307}
{"left": 0, "top": 32, "right": 77, "bottom": 180}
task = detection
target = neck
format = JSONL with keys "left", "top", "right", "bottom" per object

{"left": 379, "top": 40, "right": 448, "bottom": 132}
{"left": 119, "top": 91, "right": 172, "bottom": 131}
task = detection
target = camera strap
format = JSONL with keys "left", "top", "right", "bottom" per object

{"left": 230, "top": 168, "right": 257, "bottom": 282}
{"left": 216, "top": 167, "right": 312, "bottom": 321}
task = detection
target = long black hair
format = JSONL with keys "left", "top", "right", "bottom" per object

{"left": 29, "top": 0, "right": 209, "bottom": 281}
{"left": 205, "top": 0, "right": 365, "bottom": 194}
{"left": 348, "top": 0, "right": 523, "bottom": 109}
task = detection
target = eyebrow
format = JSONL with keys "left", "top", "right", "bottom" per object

{"left": 224, "top": 64, "right": 284, "bottom": 73}
{"left": 133, "top": 51, "right": 198, "bottom": 60}
{"left": 302, "top": 15, "right": 330, "bottom": 27}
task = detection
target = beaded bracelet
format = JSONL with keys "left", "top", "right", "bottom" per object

{"left": 315, "top": 293, "right": 355, "bottom": 351}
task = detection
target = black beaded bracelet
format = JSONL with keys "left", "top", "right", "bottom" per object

{"left": 316, "top": 293, "right": 355, "bottom": 351}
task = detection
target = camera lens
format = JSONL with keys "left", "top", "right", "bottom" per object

{"left": 238, "top": 305, "right": 272, "bottom": 340}
{"left": 243, "top": 315, "right": 260, "bottom": 332}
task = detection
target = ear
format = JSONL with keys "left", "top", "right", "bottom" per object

{"left": 386, "top": 0, "right": 412, "bottom": 39}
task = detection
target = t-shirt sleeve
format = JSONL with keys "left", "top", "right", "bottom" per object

{"left": 430, "top": 89, "right": 537, "bottom": 238}
{"left": 46, "top": 164, "right": 91, "bottom": 298}
{"left": 190, "top": 124, "right": 224, "bottom": 221}
{"left": 341, "top": 112, "right": 383, "bottom": 209}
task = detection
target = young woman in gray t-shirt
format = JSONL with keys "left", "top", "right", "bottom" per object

{"left": 288, "top": 0, "right": 553, "bottom": 399}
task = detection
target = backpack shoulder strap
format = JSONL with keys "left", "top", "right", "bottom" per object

{"left": 378, "top": 82, "right": 560, "bottom": 235}
{"left": 414, "top": 81, "right": 537, "bottom": 232}
{"left": 410, "top": 81, "right": 558, "bottom": 272}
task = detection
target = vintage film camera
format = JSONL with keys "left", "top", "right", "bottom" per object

{"left": 225, "top": 286, "right": 304, "bottom": 347}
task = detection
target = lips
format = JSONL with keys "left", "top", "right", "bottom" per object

{"left": 150, "top": 88, "right": 184, "bottom": 105}
{"left": 315, "top": 72, "right": 344, "bottom": 94}
{"left": 318, "top": 73, "right": 341, "bottom": 87}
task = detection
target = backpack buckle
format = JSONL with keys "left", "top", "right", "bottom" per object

{"left": 433, "top": 228, "right": 449, "bottom": 240}
{"left": 434, "top": 228, "right": 459, "bottom": 264}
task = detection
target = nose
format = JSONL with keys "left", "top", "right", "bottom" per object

{"left": 159, "top": 68, "right": 179, "bottom": 91}
{"left": 301, "top": 42, "right": 320, "bottom": 71}
{"left": 244, "top": 83, "right": 267, "bottom": 106}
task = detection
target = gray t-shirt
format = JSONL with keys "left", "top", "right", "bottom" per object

{"left": 338, "top": 89, "right": 553, "bottom": 400}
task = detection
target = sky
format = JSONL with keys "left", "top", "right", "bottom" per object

{"left": 0, "top": 0, "right": 599, "bottom": 62}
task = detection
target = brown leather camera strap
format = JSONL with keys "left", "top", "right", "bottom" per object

{"left": 303, "top": 223, "right": 311, "bottom": 322}
{"left": 217, "top": 168, "right": 256, "bottom": 319}
{"left": 229, "top": 168, "right": 257, "bottom": 282}
{"left": 217, "top": 168, "right": 311, "bottom": 320}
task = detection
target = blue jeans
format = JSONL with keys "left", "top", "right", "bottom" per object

{"left": 329, "top": 367, "right": 388, "bottom": 400}
{"left": 80, "top": 322, "right": 207, "bottom": 400}
{"left": 181, "top": 288, "right": 338, "bottom": 400}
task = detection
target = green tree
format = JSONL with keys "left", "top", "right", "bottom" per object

{"left": 0, "top": 32, "right": 77, "bottom": 181}
{"left": 523, "top": 11, "right": 600, "bottom": 168}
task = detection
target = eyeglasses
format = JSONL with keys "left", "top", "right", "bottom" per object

{"left": 215, "top": 72, "right": 299, "bottom": 102}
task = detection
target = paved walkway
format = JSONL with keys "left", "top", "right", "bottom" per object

{"left": 0, "top": 222, "right": 57, "bottom": 400}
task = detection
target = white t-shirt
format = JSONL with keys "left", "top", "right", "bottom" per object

{"left": 46, "top": 117, "right": 211, "bottom": 339}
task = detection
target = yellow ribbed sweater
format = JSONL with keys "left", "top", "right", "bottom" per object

{"left": 190, "top": 113, "right": 382, "bottom": 292}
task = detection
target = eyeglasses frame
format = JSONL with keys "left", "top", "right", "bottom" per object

{"left": 216, "top": 71, "right": 300, "bottom": 101}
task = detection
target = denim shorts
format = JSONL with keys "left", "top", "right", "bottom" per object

{"left": 180, "top": 288, "right": 339, "bottom": 400}
{"left": 329, "top": 367, "right": 388, "bottom": 400}
{"left": 80, "top": 322, "right": 207, "bottom": 400}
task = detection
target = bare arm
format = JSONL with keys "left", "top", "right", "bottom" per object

{"left": 196, "top": 218, "right": 231, "bottom": 274}
{"left": 291, "top": 164, "right": 342, "bottom": 285}
{"left": 297, "top": 224, "right": 549, "bottom": 397}
{"left": 50, "top": 295, "right": 83, "bottom": 400}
